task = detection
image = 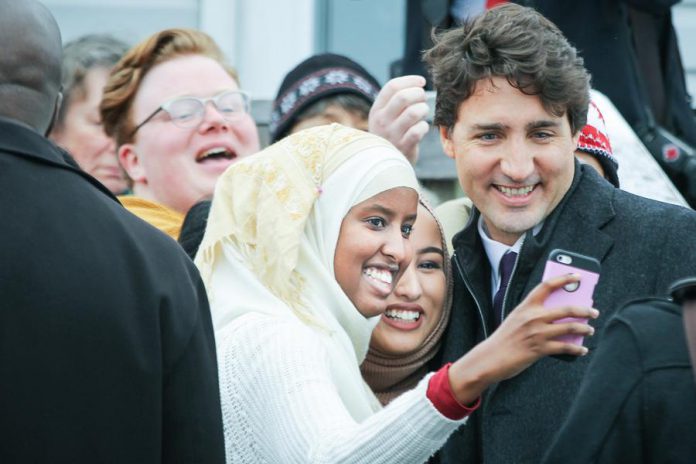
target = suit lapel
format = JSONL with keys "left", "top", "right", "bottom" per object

{"left": 548, "top": 169, "right": 616, "bottom": 267}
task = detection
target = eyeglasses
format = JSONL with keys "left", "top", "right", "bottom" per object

{"left": 129, "top": 89, "right": 251, "bottom": 137}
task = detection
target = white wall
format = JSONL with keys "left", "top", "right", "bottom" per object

{"left": 201, "top": 0, "right": 317, "bottom": 100}
{"left": 674, "top": 0, "right": 696, "bottom": 108}
{"left": 44, "top": 0, "right": 198, "bottom": 45}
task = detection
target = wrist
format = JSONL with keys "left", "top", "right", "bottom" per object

{"left": 448, "top": 343, "right": 498, "bottom": 404}
{"left": 427, "top": 364, "right": 481, "bottom": 420}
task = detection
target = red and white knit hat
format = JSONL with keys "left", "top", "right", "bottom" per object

{"left": 577, "top": 101, "right": 619, "bottom": 187}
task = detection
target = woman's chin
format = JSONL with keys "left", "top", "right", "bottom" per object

{"left": 371, "top": 324, "right": 424, "bottom": 356}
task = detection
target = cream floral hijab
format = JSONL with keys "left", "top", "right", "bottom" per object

{"left": 196, "top": 124, "right": 419, "bottom": 420}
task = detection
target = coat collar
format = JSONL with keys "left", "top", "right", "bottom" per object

{"left": 535, "top": 162, "right": 616, "bottom": 266}
{"left": 0, "top": 117, "right": 118, "bottom": 201}
{"left": 0, "top": 117, "right": 65, "bottom": 166}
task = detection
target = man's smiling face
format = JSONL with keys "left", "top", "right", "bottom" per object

{"left": 441, "top": 77, "right": 579, "bottom": 245}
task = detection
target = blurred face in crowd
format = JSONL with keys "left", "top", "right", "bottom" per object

{"left": 51, "top": 67, "right": 128, "bottom": 194}
{"left": 441, "top": 77, "right": 578, "bottom": 246}
{"left": 291, "top": 105, "right": 369, "bottom": 135}
{"left": 119, "top": 54, "right": 260, "bottom": 213}
{"left": 370, "top": 204, "right": 446, "bottom": 355}
{"left": 334, "top": 187, "right": 418, "bottom": 319}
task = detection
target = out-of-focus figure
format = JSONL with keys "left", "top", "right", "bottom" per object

{"left": 49, "top": 34, "right": 129, "bottom": 194}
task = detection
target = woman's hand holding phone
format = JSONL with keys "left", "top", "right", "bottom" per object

{"left": 447, "top": 273, "right": 599, "bottom": 406}
{"left": 541, "top": 250, "right": 601, "bottom": 347}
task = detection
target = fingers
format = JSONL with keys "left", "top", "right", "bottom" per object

{"left": 372, "top": 87, "right": 428, "bottom": 123}
{"left": 543, "top": 320, "right": 595, "bottom": 339}
{"left": 396, "top": 118, "right": 429, "bottom": 163}
{"left": 517, "top": 317, "right": 594, "bottom": 360}
{"left": 383, "top": 98, "right": 429, "bottom": 142}
{"left": 539, "top": 339, "right": 589, "bottom": 357}
{"left": 521, "top": 273, "right": 581, "bottom": 306}
{"left": 541, "top": 305, "right": 599, "bottom": 323}
{"left": 371, "top": 75, "right": 427, "bottom": 112}
{"left": 369, "top": 76, "right": 429, "bottom": 162}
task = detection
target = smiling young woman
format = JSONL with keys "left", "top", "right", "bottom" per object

{"left": 197, "top": 124, "right": 599, "bottom": 463}
{"left": 334, "top": 188, "right": 418, "bottom": 319}
{"left": 362, "top": 201, "right": 452, "bottom": 405}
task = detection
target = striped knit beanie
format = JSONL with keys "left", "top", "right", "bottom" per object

{"left": 269, "top": 53, "right": 381, "bottom": 143}
{"left": 577, "top": 101, "right": 619, "bottom": 187}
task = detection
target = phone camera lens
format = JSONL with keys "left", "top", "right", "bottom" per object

{"left": 563, "top": 281, "right": 580, "bottom": 292}
{"left": 556, "top": 254, "right": 573, "bottom": 265}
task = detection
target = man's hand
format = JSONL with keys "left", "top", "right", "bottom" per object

{"left": 368, "top": 75, "right": 429, "bottom": 164}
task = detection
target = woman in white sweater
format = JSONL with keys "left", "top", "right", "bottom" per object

{"left": 196, "top": 124, "right": 597, "bottom": 463}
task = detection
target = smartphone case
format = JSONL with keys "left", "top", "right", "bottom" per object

{"left": 541, "top": 249, "right": 600, "bottom": 346}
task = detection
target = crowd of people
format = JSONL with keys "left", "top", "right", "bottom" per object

{"left": 2, "top": 0, "right": 696, "bottom": 463}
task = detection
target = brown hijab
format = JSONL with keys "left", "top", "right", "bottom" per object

{"left": 361, "top": 199, "right": 453, "bottom": 405}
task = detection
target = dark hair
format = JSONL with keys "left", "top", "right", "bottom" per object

{"left": 178, "top": 199, "right": 212, "bottom": 260}
{"left": 55, "top": 34, "right": 129, "bottom": 130}
{"left": 269, "top": 53, "right": 380, "bottom": 142}
{"left": 424, "top": 3, "right": 590, "bottom": 135}
{"left": 293, "top": 94, "right": 371, "bottom": 127}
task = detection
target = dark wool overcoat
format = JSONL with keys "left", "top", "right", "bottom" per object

{"left": 436, "top": 164, "right": 696, "bottom": 464}
{"left": 0, "top": 117, "right": 225, "bottom": 463}
{"left": 543, "top": 298, "right": 696, "bottom": 463}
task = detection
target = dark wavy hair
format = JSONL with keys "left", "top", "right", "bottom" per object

{"left": 424, "top": 3, "right": 590, "bottom": 135}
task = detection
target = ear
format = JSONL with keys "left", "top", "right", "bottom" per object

{"left": 45, "top": 91, "right": 63, "bottom": 137}
{"left": 439, "top": 126, "right": 455, "bottom": 159}
{"left": 119, "top": 144, "right": 147, "bottom": 184}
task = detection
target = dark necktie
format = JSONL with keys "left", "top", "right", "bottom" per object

{"left": 492, "top": 251, "right": 518, "bottom": 328}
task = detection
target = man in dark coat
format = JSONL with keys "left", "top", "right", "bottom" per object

{"left": 542, "top": 297, "right": 696, "bottom": 463}
{"left": 424, "top": 4, "right": 696, "bottom": 463}
{"left": 0, "top": 1, "right": 225, "bottom": 462}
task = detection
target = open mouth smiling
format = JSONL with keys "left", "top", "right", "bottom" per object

{"left": 494, "top": 184, "right": 536, "bottom": 198}
{"left": 363, "top": 265, "right": 398, "bottom": 295}
{"left": 196, "top": 146, "right": 237, "bottom": 163}
{"left": 384, "top": 308, "right": 422, "bottom": 322}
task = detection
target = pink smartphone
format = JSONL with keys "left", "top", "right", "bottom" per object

{"left": 541, "top": 249, "right": 601, "bottom": 346}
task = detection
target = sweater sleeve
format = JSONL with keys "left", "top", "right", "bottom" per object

{"left": 217, "top": 313, "right": 468, "bottom": 464}
{"left": 427, "top": 363, "right": 481, "bottom": 420}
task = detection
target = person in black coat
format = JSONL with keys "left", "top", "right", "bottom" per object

{"left": 516, "top": 0, "right": 696, "bottom": 206}
{"left": 542, "top": 297, "right": 696, "bottom": 463}
{"left": 0, "top": 1, "right": 225, "bottom": 462}
{"left": 424, "top": 5, "right": 696, "bottom": 463}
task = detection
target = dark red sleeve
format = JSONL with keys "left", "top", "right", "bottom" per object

{"left": 426, "top": 363, "right": 481, "bottom": 420}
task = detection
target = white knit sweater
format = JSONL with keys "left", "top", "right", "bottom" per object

{"left": 217, "top": 312, "right": 468, "bottom": 463}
